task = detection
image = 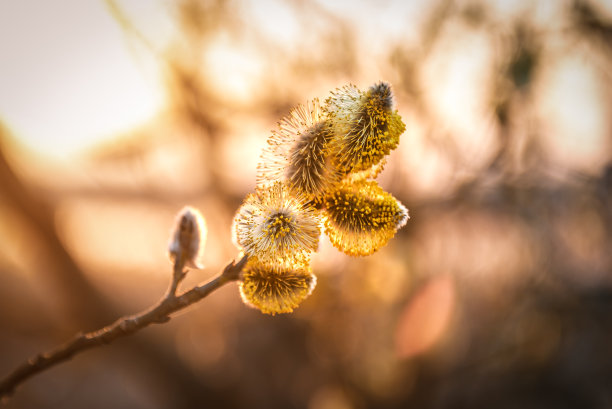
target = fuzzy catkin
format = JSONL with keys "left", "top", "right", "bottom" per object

{"left": 257, "top": 99, "right": 340, "bottom": 201}
{"left": 325, "top": 82, "right": 405, "bottom": 175}
{"left": 239, "top": 261, "right": 316, "bottom": 315}
{"left": 322, "top": 180, "right": 409, "bottom": 256}
{"left": 233, "top": 182, "right": 321, "bottom": 267}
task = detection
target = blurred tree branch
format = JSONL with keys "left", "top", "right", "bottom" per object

{"left": 0, "top": 135, "right": 118, "bottom": 329}
{"left": 0, "top": 254, "right": 248, "bottom": 399}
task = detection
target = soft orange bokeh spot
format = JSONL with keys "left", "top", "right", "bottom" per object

{"left": 395, "top": 276, "right": 455, "bottom": 358}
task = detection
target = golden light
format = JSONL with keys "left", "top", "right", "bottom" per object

{"left": 0, "top": 0, "right": 166, "bottom": 158}
{"left": 203, "top": 37, "right": 265, "bottom": 104}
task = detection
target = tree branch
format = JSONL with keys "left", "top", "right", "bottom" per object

{"left": 0, "top": 254, "right": 248, "bottom": 399}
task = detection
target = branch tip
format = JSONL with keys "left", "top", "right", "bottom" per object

{"left": 222, "top": 255, "right": 248, "bottom": 281}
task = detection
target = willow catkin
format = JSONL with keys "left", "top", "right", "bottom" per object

{"left": 239, "top": 261, "right": 317, "bottom": 315}
{"left": 325, "top": 82, "right": 405, "bottom": 175}
{"left": 257, "top": 99, "right": 340, "bottom": 202}
{"left": 233, "top": 182, "right": 321, "bottom": 267}
{"left": 322, "top": 180, "right": 409, "bottom": 256}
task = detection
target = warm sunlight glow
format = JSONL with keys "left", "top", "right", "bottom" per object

{"left": 0, "top": 0, "right": 164, "bottom": 158}
{"left": 204, "top": 37, "right": 265, "bottom": 104}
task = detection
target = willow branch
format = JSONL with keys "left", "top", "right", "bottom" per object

{"left": 0, "top": 254, "right": 248, "bottom": 399}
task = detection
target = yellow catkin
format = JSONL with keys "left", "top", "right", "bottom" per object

{"left": 257, "top": 99, "right": 341, "bottom": 202}
{"left": 322, "top": 180, "right": 409, "bottom": 256}
{"left": 233, "top": 182, "right": 322, "bottom": 267}
{"left": 239, "top": 261, "right": 317, "bottom": 315}
{"left": 324, "top": 82, "right": 406, "bottom": 175}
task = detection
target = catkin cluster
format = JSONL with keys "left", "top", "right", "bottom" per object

{"left": 233, "top": 82, "right": 409, "bottom": 314}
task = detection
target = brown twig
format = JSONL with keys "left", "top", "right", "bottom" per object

{"left": 0, "top": 254, "right": 248, "bottom": 399}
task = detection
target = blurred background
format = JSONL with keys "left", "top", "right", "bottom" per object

{"left": 1, "top": 0, "right": 612, "bottom": 408}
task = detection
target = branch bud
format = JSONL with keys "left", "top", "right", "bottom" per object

{"left": 168, "top": 206, "right": 207, "bottom": 269}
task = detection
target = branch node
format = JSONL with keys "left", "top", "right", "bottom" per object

{"left": 222, "top": 255, "right": 248, "bottom": 281}
{"left": 155, "top": 316, "right": 171, "bottom": 323}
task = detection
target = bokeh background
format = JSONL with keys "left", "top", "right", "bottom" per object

{"left": 1, "top": 0, "right": 612, "bottom": 408}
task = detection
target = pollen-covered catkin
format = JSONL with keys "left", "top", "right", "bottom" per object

{"left": 233, "top": 182, "right": 321, "bottom": 267}
{"left": 325, "top": 82, "right": 405, "bottom": 175}
{"left": 322, "top": 180, "right": 409, "bottom": 256}
{"left": 239, "top": 260, "right": 317, "bottom": 315}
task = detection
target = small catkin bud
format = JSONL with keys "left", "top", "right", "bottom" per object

{"left": 239, "top": 260, "right": 317, "bottom": 315}
{"left": 322, "top": 180, "right": 409, "bottom": 256}
{"left": 325, "top": 82, "right": 406, "bottom": 175}
{"left": 168, "top": 206, "right": 207, "bottom": 269}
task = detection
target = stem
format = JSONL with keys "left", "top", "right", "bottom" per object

{"left": 0, "top": 254, "right": 248, "bottom": 399}
{"left": 168, "top": 254, "right": 187, "bottom": 297}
